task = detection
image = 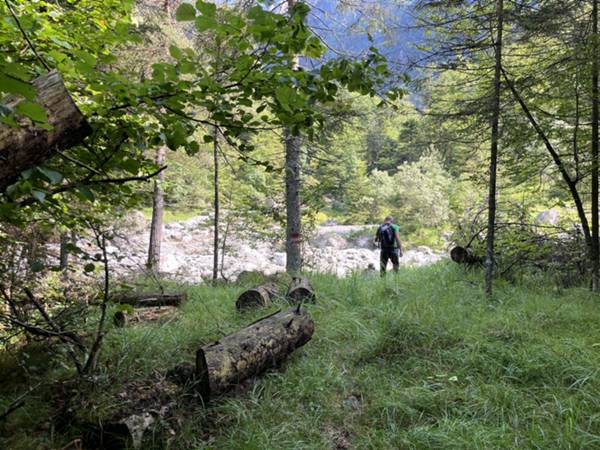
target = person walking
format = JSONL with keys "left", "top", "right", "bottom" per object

{"left": 374, "top": 216, "right": 403, "bottom": 276}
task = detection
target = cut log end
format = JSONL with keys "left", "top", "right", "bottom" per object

{"left": 236, "top": 282, "right": 280, "bottom": 309}
{"left": 450, "top": 246, "right": 484, "bottom": 265}
{"left": 286, "top": 277, "right": 316, "bottom": 304}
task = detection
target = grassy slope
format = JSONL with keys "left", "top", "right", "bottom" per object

{"left": 3, "top": 263, "right": 600, "bottom": 449}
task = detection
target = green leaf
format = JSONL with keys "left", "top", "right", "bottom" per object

{"left": 0, "top": 74, "right": 36, "bottom": 100}
{"left": 169, "top": 45, "right": 184, "bottom": 60}
{"left": 175, "top": 3, "right": 196, "bottom": 21}
{"left": 84, "top": 263, "right": 95, "bottom": 273}
{"left": 37, "top": 167, "right": 63, "bottom": 184}
{"left": 16, "top": 101, "right": 48, "bottom": 124}
{"left": 195, "top": 15, "right": 218, "bottom": 32}
{"left": 32, "top": 190, "right": 46, "bottom": 202}
{"left": 196, "top": 1, "right": 216, "bottom": 17}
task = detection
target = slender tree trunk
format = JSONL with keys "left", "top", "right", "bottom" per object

{"left": 147, "top": 147, "right": 166, "bottom": 271}
{"left": 485, "top": 0, "right": 504, "bottom": 297}
{"left": 285, "top": 0, "right": 303, "bottom": 275}
{"left": 59, "top": 232, "right": 69, "bottom": 271}
{"left": 592, "top": 0, "right": 599, "bottom": 291}
{"left": 213, "top": 126, "right": 220, "bottom": 282}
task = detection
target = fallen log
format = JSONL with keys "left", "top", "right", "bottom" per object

{"left": 113, "top": 306, "right": 178, "bottom": 328}
{"left": 0, "top": 70, "right": 92, "bottom": 193}
{"left": 111, "top": 293, "right": 185, "bottom": 308}
{"left": 171, "top": 307, "right": 314, "bottom": 402}
{"left": 235, "top": 282, "right": 280, "bottom": 309}
{"left": 286, "top": 277, "right": 316, "bottom": 304}
{"left": 450, "top": 246, "right": 484, "bottom": 265}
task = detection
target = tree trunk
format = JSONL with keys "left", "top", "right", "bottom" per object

{"left": 111, "top": 293, "right": 185, "bottom": 308}
{"left": 485, "top": 0, "right": 504, "bottom": 297}
{"left": 592, "top": 0, "right": 599, "bottom": 291}
{"left": 213, "top": 126, "right": 220, "bottom": 282}
{"left": 285, "top": 0, "right": 303, "bottom": 275}
{"left": 286, "top": 276, "right": 316, "bottom": 304}
{"left": 0, "top": 70, "right": 92, "bottom": 193}
{"left": 187, "top": 307, "right": 314, "bottom": 401}
{"left": 147, "top": 147, "right": 166, "bottom": 271}
{"left": 236, "top": 282, "right": 280, "bottom": 309}
{"left": 59, "top": 232, "right": 69, "bottom": 271}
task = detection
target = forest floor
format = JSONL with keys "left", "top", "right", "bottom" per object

{"left": 3, "top": 263, "right": 600, "bottom": 449}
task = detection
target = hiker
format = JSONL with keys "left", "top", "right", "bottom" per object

{"left": 374, "top": 216, "right": 403, "bottom": 276}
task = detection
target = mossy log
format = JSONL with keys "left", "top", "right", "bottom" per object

{"left": 286, "top": 277, "right": 316, "bottom": 304}
{"left": 111, "top": 293, "right": 185, "bottom": 308}
{"left": 171, "top": 307, "right": 314, "bottom": 401}
{"left": 0, "top": 70, "right": 92, "bottom": 192}
{"left": 450, "top": 246, "right": 484, "bottom": 265}
{"left": 235, "top": 282, "right": 280, "bottom": 309}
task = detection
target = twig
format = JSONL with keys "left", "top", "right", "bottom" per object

{"left": 4, "top": 0, "right": 51, "bottom": 71}
{"left": 0, "top": 382, "right": 42, "bottom": 422}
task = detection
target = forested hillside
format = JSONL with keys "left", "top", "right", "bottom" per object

{"left": 2, "top": 0, "right": 600, "bottom": 448}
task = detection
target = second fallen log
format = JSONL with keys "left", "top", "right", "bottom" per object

{"left": 111, "top": 293, "right": 185, "bottom": 308}
{"left": 177, "top": 307, "right": 314, "bottom": 401}
{"left": 286, "top": 277, "right": 316, "bottom": 304}
{"left": 235, "top": 282, "right": 280, "bottom": 309}
{"left": 450, "top": 246, "right": 484, "bottom": 265}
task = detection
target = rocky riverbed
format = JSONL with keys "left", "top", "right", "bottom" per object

{"left": 71, "top": 213, "right": 446, "bottom": 282}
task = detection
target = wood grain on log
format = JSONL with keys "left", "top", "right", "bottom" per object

{"left": 111, "top": 293, "right": 185, "bottom": 308}
{"left": 179, "top": 307, "right": 314, "bottom": 401}
{"left": 286, "top": 277, "right": 316, "bottom": 304}
{"left": 0, "top": 70, "right": 92, "bottom": 192}
{"left": 235, "top": 282, "right": 280, "bottom": 309}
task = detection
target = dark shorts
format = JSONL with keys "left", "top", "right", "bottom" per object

{"left": 380, "top": 248, "right": 400, "bottom": 274}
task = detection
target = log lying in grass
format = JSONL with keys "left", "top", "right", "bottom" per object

{"left": 111, "top": 293, "right": 185, "bottom": 308}
{"left": 235, "top": 282, "right": 280, "bottom": 309}
{"left": 0, "top": 70, "right": 92, "bottom": 193}
{"left": 286, "top": 277, "right": 316, "bottom": 304}
{"left": 113, "top": 306, "right": 178, "bottom": 328}
{"left": 171, "top": 307, "right": 314, "bottom": 401}
{"left": 450, "top": 246, "right": 484, "bottom": 265}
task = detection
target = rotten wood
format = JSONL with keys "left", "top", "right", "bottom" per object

{"left": 235, "top": 282, "right": 280, "bottom": 309}
{"left": 111, "top": 293, "right": 185, "bottom": 308}
{"left": 0, "top": 70, "right": 92, "bottom": 192}
{"left": 171, "top": 307, "right": 314, "bottom": 402}
{"left": 286, "top": 277, "right": 316, "bottom": 304}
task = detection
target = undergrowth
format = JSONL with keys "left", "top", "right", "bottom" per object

{"left": 2, "top": 263, "right": 600, "bottom": 449}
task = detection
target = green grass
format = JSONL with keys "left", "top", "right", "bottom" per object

{"left": 3, "top": 264, "right": 600, "bottom": 449}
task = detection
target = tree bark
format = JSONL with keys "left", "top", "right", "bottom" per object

{"left": 592, "top": 0, "right": 599, "bottom": 291}
{"left": 59, "top": 232, "right": 69, "bottom": 271}
{"left": 285, "top": 0, "right": 303, "bottom": 275}
{"left": 0, "top": 70, "right": 92, "bottom": 193}
{"left": 236, "top": 282, "right": 280, "bottom": 309}
{"left": 485, "top": 0, "right": 504, "bottom": 297}
{"left": 286, "top": 276, "right": 316, "bottom": 304}
{"left": 111, "top": 293, "right": 185, "bottom": 308}
{"left": 147, "top": 147, "right": 166, "bottom": 271}
{"left": 190, "top": 307, "right": 314, "bottom": 401}
{"left": 213, "top": 126, "right": 220, "bottom": 282}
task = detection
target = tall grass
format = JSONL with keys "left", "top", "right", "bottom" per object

{"left": 3, "top": 263, "right": 600, "bottom": 449}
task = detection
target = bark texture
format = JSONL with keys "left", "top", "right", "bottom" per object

{"left": 485, "top": 0, "right": 504, "bottom": 297}
{"left": 592, "top": 0, "right": 599, "bottom": 291}
{"left": 175, "top": 307, "right": 314, "bottom": 401}
{"left": 111, "top": 293, "right": 185, "bottom": 308}
{"left": 0, "top": 70, "right": 91, "bottom": 192}
{"left": 286, "top": 277, "right": 316, "bottom": 304}
{"left": 236, "top": 282, "right": 280, "bottom": 309}
{"left": 284, "top": 0, "right": 303, "bottom": 274}
{"left": 147, "top": 147, "right": 166, "bottom": 271}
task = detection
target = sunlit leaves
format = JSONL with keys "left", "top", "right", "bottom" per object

{"left": 175, "top": 3, "right": 196, "bottom": 21}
